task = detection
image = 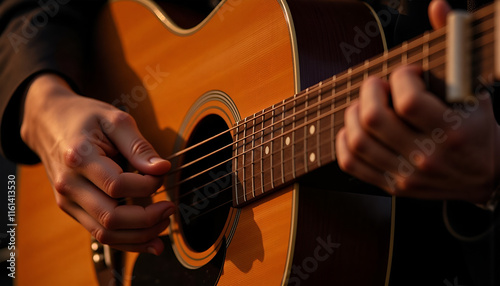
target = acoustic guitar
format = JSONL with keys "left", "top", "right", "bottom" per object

{"left": 16, "top": 0, "right": 496, "bottom": 285}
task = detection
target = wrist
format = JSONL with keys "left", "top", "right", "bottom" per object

{"left": 20, "top": 73, "right": 76, "bottom": 155}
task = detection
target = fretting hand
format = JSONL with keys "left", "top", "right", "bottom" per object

{"left": 335, "top": 0, "right": 500, "bottom": 205}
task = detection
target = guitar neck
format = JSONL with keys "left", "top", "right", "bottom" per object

{"left": 232, "top": 3, "right": 496, "bottom": 207}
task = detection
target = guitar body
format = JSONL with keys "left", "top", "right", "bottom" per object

{"left": 90, "top": 1, "right": 393, "bottom": 285}
{"left": 17, "top": 0, "right": 394, "bottom": 285}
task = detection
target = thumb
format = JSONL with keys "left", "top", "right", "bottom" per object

{"left": 428, "top": 0, "right": 452, "bottom": 30}
{"left": 103, "top": 112, "right": 171, "bottom": 176}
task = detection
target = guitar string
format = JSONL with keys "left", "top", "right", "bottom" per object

{"left": 165, "top": 7, "right": 493, "bottom": 170}
{"left": 125, "top": 13, "right": 493, "bottom": 212}
{"left": 156, "top": 56, "right": 450, "bottom": 203}
{"left": 164, "top": 30, "right": 448, "bottom": 165}
{"left": 167, "top": 18, "right": 494, "bottom": 180}
{"left": 152, "top": 66, "right": 492, "bottom": 217}
{"left": 165, "top": 51, "right": 450, "bottom": 195}
{"left": 166, "top": 36, "right": 449, "bottom": 176}
{"left": 153, "top": 55, "right": 450, "bottom": 207}
{"left": 152, "top": 117, "right": 341, "bottom": 207}
{"left": 160, "top": 96, "right": 355, "bottom": 198}
{"left": 170, "top": 9, "right": 497, "bottom": 224}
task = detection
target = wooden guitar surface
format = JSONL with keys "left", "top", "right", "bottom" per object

{"left": 20, "top": 0, "right": 474, "bottom": 284}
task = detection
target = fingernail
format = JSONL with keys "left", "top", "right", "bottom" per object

{"left": 149, "top": 157, "right": 166, "bottom": 164}
{"left": 162, "top": 207, "right": 175, "bottom": 220}
{"left": 147, "top": 246, "right": 158, "bottom": 256}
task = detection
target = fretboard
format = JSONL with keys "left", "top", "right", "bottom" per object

{"left": 232, "top": 3, "right": 496, "bottom": 207}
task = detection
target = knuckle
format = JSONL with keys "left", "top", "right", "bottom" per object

{"left": 395, "top": 91, "right": 420, "bottom": 117}
{"left": 363, "top": 76, "right": 384, "bottom": 89}
{"left": 54, "top": 195, "right": 68, "bottom": 212}
{"left": 395, "top": 177, "right": 419, "bottom": 193}
{"left": 103, "top": 176, "right": 121, "bottom": 198}
{"left": 391, "top": 65, "right": 413, "bottom": 82}
{"left": 414, "top": 155, "right": 436, "bottom": 173}
{"left": 337, "top": 153, "right": 356, "bottom": 174}
{"left": 348, "top": 130, "right": 368, "bottom": 154}
{"left": 97, "top": 210, "right": 115, "bottom": 230}
{"left": 92, "top": 227, "right": 110, "bottom": 245}
{"left": 64, "top": 140, "right": 92, "bottom": 167}
{"left": 360, "top": 104, "right": 383, "bottom": 129}
{"left": 53, "top": 174, "right": 71, "bottom": 196}
{"left": 108, "top": 111, "right": 136, "bottom": 129}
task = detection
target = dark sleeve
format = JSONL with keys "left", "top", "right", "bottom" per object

{"left": 0, "top": 0, "right": 104, "bottom": 164}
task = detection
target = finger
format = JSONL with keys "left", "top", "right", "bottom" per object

{"left": 63, "top": 195, "right": 166, "bottom": 254}
{"left": 64, "top": 132, "right": 165, "bottom": 198}
{"left": 428, "top": 0, "right": 451, "bottom": 30}
{"left": 390, "top": 65, "right": 449, "bottom": 132}
{"left": 336, "top": 128, "right": 392, "bottom": 190}
{"left": 57, "top": 173, "right": 174, "bottom": 230}
{"left": 67, "top": 202, "right": 171, "bottom": 253}
{"left": 82, "top": 154, "right": 164, "bottom": 198}
{"left": 343, "top": 102, "right": 401, "bottom": 173}
{"left": 101, "top": 111, "right": 171, "bottom": 176}
{"left": 109, "top": 236, "right": 166, "bottom": 255}
{"left": 358, "top": 76, "right": 420, "bottom": 155}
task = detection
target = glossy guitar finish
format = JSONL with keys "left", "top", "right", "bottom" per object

{"left": 16, "top": 0, "right": 496, "bottom": 285}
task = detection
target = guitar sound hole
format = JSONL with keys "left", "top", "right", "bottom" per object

{"left": 178, "top": 114, "right": 233, "bottom": 252}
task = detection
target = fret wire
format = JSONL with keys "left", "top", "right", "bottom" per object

{"left": 270, "top": 104, "right": 275, "bottom": 189}
{"left": 423, "top": 31, "right": 430, "bottom": 87}
{"left": 242, "top": 118, "right": 247, "bottom": 202}
{"left": 280, "top": 100, "right": 285, "bottom": 185}
{"left": 292, "top": 93, "right": 297, "bottom": 179}
{"left": 234, "top": 124, "right": 240, "bottom": 205}
{"left": 363, "top": 59, "right": 369, "bottom": 80}
{"left": 402, "top": 41, "right": 408, "bottom": 64}
{"left": 251, "top": 114, "right": 256, "bottom": 198}
{"left": 331, "top": 75, "right": 336, "bottom": 159}
{"left": 260, "top": 110, "right": 265, "bottom": 193}
{"left": 301, "top": 89, "right": 307, "bottom": 175}
{"left": 316, "top": 81, "right": 322, "bottom": 166}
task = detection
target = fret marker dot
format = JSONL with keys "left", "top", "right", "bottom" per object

{"left": 265, "top": 146, "right": 270, "bottom": 155}
{"left": 309, "top": 125, "right": 316, "bottom": 135}
{"left": 285, "top": 137, "right": 291, "bottom": 146}
{"left": 309, "top": 152, "right": 316, "bottom": 163}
